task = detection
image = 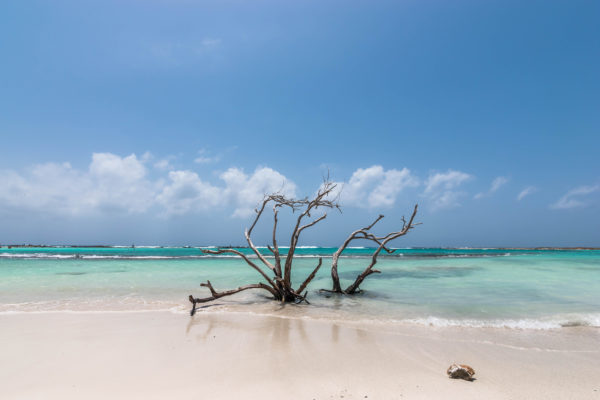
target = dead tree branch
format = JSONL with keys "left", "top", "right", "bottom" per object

{"left": 188, "top": 281, "right": 278, "bottom": 316}
{"left": 296, "top": 257, "right": 323, "bottom": 294}
{"left": 188, "top": 180, "right": 340, "bottom": 313}
{"left": 330, "top": 204, "right": 419, "bottom": 294}
{"left": 202, "top": 248, "right": 277, "bottom": 289}
{"left": 283, "top": 181, "right": 339, "bottom": 287}
{"left": 187, "top": 177, "right": 418, "bottom": 314}
{"left": 245, "top": 199, "right": 276, "bottom": 272}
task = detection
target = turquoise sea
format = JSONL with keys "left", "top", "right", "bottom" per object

{"left": 1, "top": 246, "right": 599, "bottom": 329}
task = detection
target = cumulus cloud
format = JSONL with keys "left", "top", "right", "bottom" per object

{"left": 517, "top": 186, "right": 537, "bottom": 201}
{"left": 550, "top": 185, "right": 599, "bottom": 209}
{"left": 0, "top": 153, "right": 155, "bottom": 215}
{"left": 474, "top": 176, "right": 509, "bottom": 199}
{"left": 329, "top": 166, "right": 419, "bottom": 209}
{"left": 423, "top": 170, "right": 472, "bottom": 210}
{"left": 0, "top": 155, "right": 477, "bottom": 218}
{"left": 0, "top": 162, "right": 89, "bottom": 215}
{"left": 154, "top": 158, "right": 175, "bottom": 171}
{"left": 0, "top": 153, "right": 297, "bottom": 219}
{"left": 87, "top": 153, "right": 157, "bottom": 213}
{"left": 155, "top": 170, "right": 222, "bottom": 215}
{"left": 220, "top": 167, "right": 296, "bottom": 218}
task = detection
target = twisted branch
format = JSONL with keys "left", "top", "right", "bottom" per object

{"left": 296, "top": 257, "right": 323, "bottom": 294}
{"left": 283, "top": 181, "right": 340, "bottom": 286}
{"left": 344, "top": 204, "right": 419, "bottom": 294}
{"left": 188, "top": 280, "right": 278, "bottom": 316}
{"left": 245, "top": 199, "right": 276, "bottom": 272}
{"left": 271, "top": 205, "right": 282, "bottom": 277}
{"left": 201, "top": 249, "right": 277, "bottom": 289}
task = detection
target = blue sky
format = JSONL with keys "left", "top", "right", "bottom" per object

{"left": 0, "top": 0, "right": 598, "bottom": 246}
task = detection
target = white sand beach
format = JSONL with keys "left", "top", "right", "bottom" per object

{"left": 2, "top": 311, "right": 598, "bottom": 400}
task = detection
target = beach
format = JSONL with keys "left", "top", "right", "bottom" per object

{"left": 2, "top": 311, "right": 599, "bottom": 399}
{"left": 1, "top": 247, "right": 599, "bottom": 399}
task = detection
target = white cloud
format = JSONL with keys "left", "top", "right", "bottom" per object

{"left": 0, "top": 153, "right": 155, "bottom": 215}
{"left": 89, "top": 153, "right": 146, "bottom": 182}
{"left": 141, "top": 151, "right": 153, "bottom": 162}
{"left": 155, "top": 170, "right": 222, "bottom": 215}
{"left": 87, "top": 153, "right": 156, "bottom": 213}
{"left": 474, "top": 176, "right": 509, "bottom": 199}
{"left": 517, "top": 186, "right": 537, "bottom": 201}
{"left": 423, "top": 170, "right": 472, "bottom": 210}
{"left": 490, "top": 176, "right": 508, "bottom": 192}
{"left": 220, "top": 167, "right": 296, "bottom": 218}
{"left": 194, "top": 156, "right": 220, "bottom": 164}
{"left": 330, "top": 166, "right": 419, "bottom": 209}
{"left": 194, "top": 148, "right": 221, "bottom": 165}
{"left": 1, "top": 162, "right": 86, "bottom": 215}
{"left": 550, "top": 185, "right": 599, "bottom": 209}
{"left": 154, "top": 158, "right": 174, "bottom": 171}
{"left": 0, "top": 153, "right": 299, "bottom": 219}
{"left": 156, "top": 166, "right": 296, "bottom": 218}
{"left": 0, "top": 155, "right": 482, "bottom": 219}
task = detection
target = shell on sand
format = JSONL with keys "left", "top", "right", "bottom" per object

{"left": 447, "top": 364, "right": 475, "bottom": 381}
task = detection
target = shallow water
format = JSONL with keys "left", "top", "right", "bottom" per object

{"left": 1, "top": 247, "right": 599, "bottom": 329}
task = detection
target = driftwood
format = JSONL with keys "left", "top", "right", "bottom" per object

{"left": 189, "top": 180, "right": 339, "bottom": 315}
{"left": 188, "top": 178, "right": 420, "bottom": 315}
{"left": 329, "top": 204, "right": 419, "bottom": 294}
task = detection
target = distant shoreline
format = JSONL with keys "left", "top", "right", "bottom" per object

{"left": 1, "top": 244, "right": 599, "bottom": 250}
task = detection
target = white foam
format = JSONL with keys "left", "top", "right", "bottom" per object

{"left": 406, "top": 314, "right": 600, "bottom": 330}
{"left": 81, "top": 255, "right": 176, "bottom": 259}
{"left": 0, "top": 253, "right": 76, "bottom": 259}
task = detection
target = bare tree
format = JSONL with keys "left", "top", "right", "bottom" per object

{"left": 189, "top": 181, "right": 340, "bottom": 316}
{"left": 188, "top": 179, "right": 419, "bottom": 315}
{"left": 328, "top": 204, "right": 419, "bottom": 294}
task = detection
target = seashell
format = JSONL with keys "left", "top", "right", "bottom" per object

{"left": 447, "top": 364, "right": 475, "bottom": 381}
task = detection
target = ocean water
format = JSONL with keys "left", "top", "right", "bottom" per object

{"left": 1, "top": 246, "right": 599, "bottom": 330}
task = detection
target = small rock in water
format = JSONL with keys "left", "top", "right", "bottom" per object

{"left": 446, "top": 364, "right": 475, "bottom": 381}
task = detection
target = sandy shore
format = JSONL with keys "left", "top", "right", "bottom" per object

{"left": 1, "top": 311, "right": 599, "bottom": 399}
